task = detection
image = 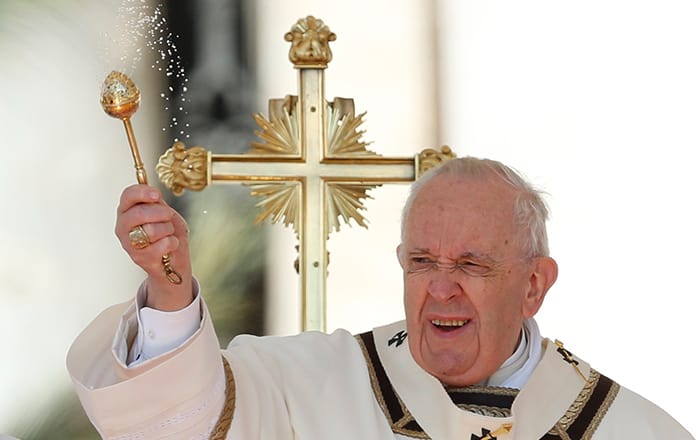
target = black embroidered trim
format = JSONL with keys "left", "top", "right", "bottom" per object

{"left": 446, "top": 386, "right": 517, "bottom": 413}
{"left": 356, "top": 331, "right": 429, "bottom": 439}
{"left": 569, "top": 373, "right": 617, "bottom": 439}
{"left": 356, "top": 330, "right": 620, "bottom": 440}
{"left": 543, "top": 370, "right": 620, "bottom": 439}
{"left": 355, "top": 331, "right": 518, "bottom": 438}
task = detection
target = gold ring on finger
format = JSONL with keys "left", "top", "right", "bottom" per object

{"left": 129, "top": 225, "right": 151, "bottom": 249}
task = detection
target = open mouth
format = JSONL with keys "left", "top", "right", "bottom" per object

{"left": 431, "top": 319, "right": 468, "bottom": 332}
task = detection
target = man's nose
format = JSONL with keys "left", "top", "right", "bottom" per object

{"left": 427, "top": 271, "right": 461, "bottom": 302}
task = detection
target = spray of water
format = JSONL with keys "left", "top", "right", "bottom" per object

{"left": 103, "top": 0, "right": 191, "bottom": 142}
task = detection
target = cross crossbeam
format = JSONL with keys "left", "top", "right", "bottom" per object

{"left": 156, "top": 16, "right": 454, "bottom": 331}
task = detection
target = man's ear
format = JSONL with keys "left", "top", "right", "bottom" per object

{"left": 396, "top": 244, "right": 403, "bottom": 268}
{"left": 522, "top": 256, "right": 558, "bottom": 318}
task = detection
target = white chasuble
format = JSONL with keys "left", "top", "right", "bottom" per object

{"left": 365, "top": 322, "right": 693, "bottom": 439}
{"left": 67, "top": 301, "right": 693, "bottom": 439}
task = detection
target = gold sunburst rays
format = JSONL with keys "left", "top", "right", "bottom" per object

{"left": 249, "top": 99, "right": 374, "bottom": 157}
{"left": 247, "top": 182, "right": 378, "bottom": 238}
{"left": 246, "top": 97, "right": 379, "bottom": 235}
{"left": 326, "top": 183, "right": 379, "bottom": 232}
{"left": 249, "top": 110, "right": 300, "bottom": 155}
{"left": 246, "top": 182, "right": 301, "bottom": 234}
{"left": 327, "top": 105, "right": 376, "bottom": 156}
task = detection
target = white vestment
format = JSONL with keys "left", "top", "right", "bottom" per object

{"left": 67, "top": 299, "right": 693, "bottom": 439}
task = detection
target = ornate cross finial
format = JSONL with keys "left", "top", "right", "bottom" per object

{"left": 285, "top": 15, "right": 336, "bottom": 68}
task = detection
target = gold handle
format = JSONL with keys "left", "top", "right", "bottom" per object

{"left": 101, "top": 71, "right": 183, "bottom": 285}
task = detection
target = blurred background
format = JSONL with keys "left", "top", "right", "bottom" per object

{"left": 1, "top": 0, "right": 698, "bottom": 438}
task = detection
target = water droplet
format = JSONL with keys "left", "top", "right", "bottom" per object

{"left": 110, "top": 1, "right": 191, "bottom": 145}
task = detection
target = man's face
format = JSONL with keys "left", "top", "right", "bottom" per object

{"left": 399, "top": 174, "right": 545, "bottom": 386}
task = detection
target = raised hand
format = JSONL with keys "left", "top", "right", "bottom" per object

{"left": 115, "top": 184, "right": 194, "bottom": 311}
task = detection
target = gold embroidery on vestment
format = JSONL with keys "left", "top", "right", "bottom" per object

{"left": 582, "top": 379, "right": 619, "bottom": 439}
{"left": 555, "top": 369, "right": 601, "bottom": 431}
{"left": 547, "top": 368, "right": 620, "bottom": 439}
{"left": 209, "top": 356, "right": 236, "bottom": 440}
{"left": 458, "top": 404, "right": 512, "bottom": 417}
{"left": 448, "top": 385, "right": 517, "bottom": 417}
{"left": 355, "top": 334, "right": 430, "bottom": 439}
{"left": 447, "top": 385, "right": 519, "bottom": 397}
{"left": 355, "top": 335, "right": 392, "bottom": 423}
{"left": 549, "top": 424, "right": 572, "bottom": 440}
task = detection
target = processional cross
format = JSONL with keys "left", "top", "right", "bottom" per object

{"left": 156, "top": 16, "right": 454, "bottom": 332}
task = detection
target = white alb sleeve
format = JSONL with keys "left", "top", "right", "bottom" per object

{"left": 127, "top": 280, "right": 202, "bottom": 366}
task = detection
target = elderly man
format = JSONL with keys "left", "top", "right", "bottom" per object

{"left": 68, "top": 157, "right": 693, "bottom": 439}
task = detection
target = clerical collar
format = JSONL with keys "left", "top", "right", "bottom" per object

{"left": 484, "top": 318, "right": 543, "bottom": 389}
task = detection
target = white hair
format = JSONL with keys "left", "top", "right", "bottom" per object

{"left": 401, "top": 157, "right": 551, "bottom": 258}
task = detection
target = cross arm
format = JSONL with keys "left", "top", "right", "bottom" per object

{"left": 156, "top": 144, "right": 455, "bottom": 193}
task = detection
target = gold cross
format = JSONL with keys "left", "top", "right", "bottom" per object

{"left": 476, "top": 423, "right": 513, "bottom": 440}
{"left": 555, "top": 339, "right": 587, "bottom": 381}
{"left": 156, "top": 16, "right": 454, "bottom": 332}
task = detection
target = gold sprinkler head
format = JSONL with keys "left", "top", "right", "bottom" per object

{"left": 100, "top": 71, "right": 140, "bottom": 119}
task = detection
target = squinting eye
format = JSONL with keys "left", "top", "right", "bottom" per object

{"left": 407, "top": 256, "right": 435, "bottom": 272}
{"left": 456, "top": 261, "right": 490, "bottom": 275}
{"left": 410, "top": 257, "right": 434, "bottom": 267}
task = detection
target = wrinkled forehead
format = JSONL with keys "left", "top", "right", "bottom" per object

{"left": 404, "top": 175, "right": 519, "bottom": 254}
{"left": 410, "top": 174, "right": 517, "bottom": 215}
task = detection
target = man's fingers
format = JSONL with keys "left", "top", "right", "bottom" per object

{"left": 118, "top": 203, "right": 174, "bottom": 233}
{"left": 128, "top": 236, "right": 180, "bottom": 271}
{"left": 117, "top": 184, "right": 163, "bottom": 214}
{"left": 136, "top": 222, "right": 176, "bottom": 246}
{"left": 113, "top": 185, "right": 192, "bottom": 289}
